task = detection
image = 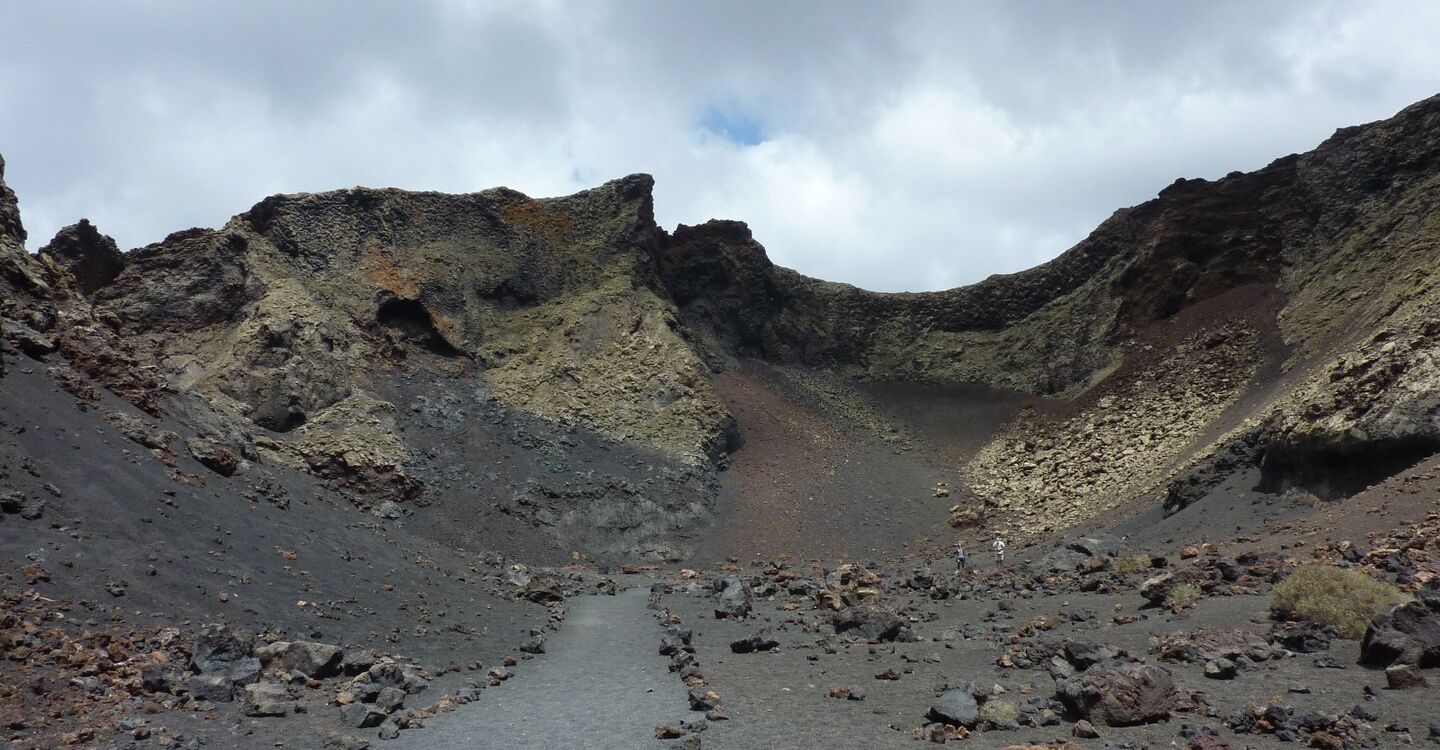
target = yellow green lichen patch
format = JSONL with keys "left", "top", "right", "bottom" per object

{"left": 481, "top": 277, "right": 730, "bottom": 464}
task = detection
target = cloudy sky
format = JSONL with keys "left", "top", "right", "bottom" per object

{"left": 3, "top": 2, "right": 1439, "bottom": 291}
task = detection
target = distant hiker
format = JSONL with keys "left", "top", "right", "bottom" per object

{"left": 991, "top": 537, "right": 1007, "bottom": 567}
{"left": 952, "top": 543, "right": 967, "bottom": 571}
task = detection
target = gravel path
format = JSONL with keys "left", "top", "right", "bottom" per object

{"left": 388, "top": 586, "right": 685, "bottom": 750}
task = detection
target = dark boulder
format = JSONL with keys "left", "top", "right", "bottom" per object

{"left": 1070, "top": 535, "right": 1123, "bottom": 558}
{"left": 1385, "top": 664, "right": 1427, "bottom": 689}
{"left": 1359, "top": 592, "right": 1440, "bottom": 668}
{"left": 522, "top": 579, "right": 565, "bottom": 604}
{"left": 189, "top": 624, "right": 260, "bottom": 700}
{"left": 1057, "top": 661, "right": 1178, "bottom": 727}
{"left": 1041, "top": 534, "right": 1124, "bottom": 572}
{"left": 141, "top": 663, "right": 185, "bottom": 694}
{"left": 1061, "top": 640, "right": 1123, "bottom": 670}
{"left": 659, "top": 626, "right": 693, "bottom": 656}
{"left": 340, "top": 702, "right": 387, "bottom": 728}
{"left": 1155, "top": 628, "right": 1272, "bottom": 664}
{"left": 1203, "top": 658, "right": 1238, "bottom": 680}
{"left": 729, "top": 630, "right": 779, "bottom": 654}
{"left": 519, "top": 633, "right": 546, "bottom": 654}
{"left": 712, "top": 576, "right": 751, "bottom": 620}
{"left": 1140, "top": 566, "right": 1210, "bottom": 605}
{"left": 831, "top": 605, "right": 912, "bottom": 642}
{"left": 687, "top": 688, "right": 721, "bottom": 711}
{"left": 925, "top": 688, "right": 979, "bottom": 727}
{"left": 363, "top": 663, "right": 428, "bottom": 695}
{"left": 255, "top": 640, "right": 343, "bottom": 678}
{"left": 1041, "top": 547, "right": 1089, "bottom": 573}
{"left": 1269, "top": 621, "right": 1336, "bottom": 654}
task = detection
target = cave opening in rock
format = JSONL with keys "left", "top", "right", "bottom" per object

{"left": 253, "top": 407, "right": 308, "bottom": 433}
{"left": 1257, "top": 435, "right": 1440, "bottom": 501}
{"left": 376, "top": 297, "right": 464, "bottom": 357}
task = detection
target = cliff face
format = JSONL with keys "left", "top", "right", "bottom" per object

{"left": 653, "top": 94, "right": 1440, "bottom": 533}
{"left": 4, "top": 94, "right": 1440, "bottom": 555}
{"left": 0, "top": 157, "right": 17, "bottom": 376}
{"left": 76, "top": 175, "right": 731, "bottom": 557}
{"left": 0, "top": 156, "right": 22, "bottom": 250}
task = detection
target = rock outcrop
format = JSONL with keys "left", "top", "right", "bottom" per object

{"left": 38, "top": 219, "right": 126, "bottom": 296}
{"left": 5, "top": 93, "right": 1440, "bottom": 555}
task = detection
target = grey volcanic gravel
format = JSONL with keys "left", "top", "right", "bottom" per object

{"left": 388, "top": 586, "right": 685, "bottom": 750}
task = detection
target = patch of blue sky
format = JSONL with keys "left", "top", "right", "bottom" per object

{"left": 699, "top": 102, "right": 768, "bottom": 146}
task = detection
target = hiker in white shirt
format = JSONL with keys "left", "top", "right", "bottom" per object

{"left": 991, "top": 538, "right": 1007, "bottom": 567}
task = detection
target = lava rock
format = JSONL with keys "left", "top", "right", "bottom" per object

{"left": 1385, "top": 664, "right": 1428, "bottom": 690}
{"left": 363, "top": 663, "right": 429, "bottom": 696}
{"left": 925, "top": 688, "right": 979, "bottom": 728}
{"left": 340, "top": 702, "right": 387, "bottom": 729}
{"left": 521, "top": 579, "right": 565, "bottom": 604}
{"left": 729, "top": 630, "right": 779, "bottom": 654}
{"left": 375, "top": 686, "right": 406, "bottom": 713}
{"left": 36, "top": 218, "right": 125, "bottom": 296}
{"left": 712, "top": 576, "right": 751, "bottom": 620}
{"left": 1360, "top": 594, "right": 1440, "bottom": 668}
{"left": 256, "top": 640, "right": 344, "bottom": 678}
{"left": 187, "top": 436, "right": 241, "bottom": 476}
{"left": 1056, "top": 661, "right": 1178, "bottom": 726}
{"left": 189, "top": 624, "right": 261, "bottom": 700}
{"left": 688, "top": 689, "right": 721, "bottom": 712}
{"left": 1157, "top": 628, "right": 1271, "bottom": 664}
{"left": 141, "top": 663, "right": 185, "bottom": 694}
{"left": 1204, "top": 658, "right": 1238, "bottom": 680}
{"left": 831, "top": 605, "right": 911, "bottom": 642}
{"left": 240, "top": 681, "right": 291, "bottom": 717}
{"left": 1270, "top": 621, "right": 1337, "bottom": 653}
{"left": 659, "top": 627, "right": 693, "bottom": 656}
{"left": 1140, "top": 567, "right": 1209, "bottom": 605}
{"left": 1061, "top": 640, "right": 1122, "bottom": 670}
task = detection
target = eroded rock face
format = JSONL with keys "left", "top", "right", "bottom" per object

{"left": 4, "top": 93, "right": 1440, "bottom": 557}
{"left": 38, "top": 220, "right": 125, "bottom": 296}
{"left": 73, "top": 174, "right": 735, "bottom": 556}
{"left": 0, "top": 155, "right": 23, "bottom": 249}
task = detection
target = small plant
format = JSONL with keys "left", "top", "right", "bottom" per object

{"left": 1113, "top": 555, "right": 1150, "bottom": 574}
{"left": 979, "top": 699, "right": 1019, "bottom": 728}
{"left": 1166, "top": 582, "right": 1202, "bottom": 609}
{"left": 1270, "top": 564, "right": 1407, "bottom": 639}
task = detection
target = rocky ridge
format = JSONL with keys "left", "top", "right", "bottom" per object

{"left": 4, "top": 95, "right": 1440, "bottom": 557}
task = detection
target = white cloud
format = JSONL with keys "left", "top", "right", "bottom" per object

{"left": 1, "top": 1, "right": 1438, "bottom": 290}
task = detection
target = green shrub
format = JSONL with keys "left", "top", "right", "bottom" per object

{"left": 1166, "top": 582, "right": 1202, "bottom": 609}
{"left": 1113, "top": 556, "right": 1150, "bottom": 574}
{"left": 1269, "top": 564, "right": 1407, "bottom": 639}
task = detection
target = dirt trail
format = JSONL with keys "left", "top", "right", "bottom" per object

{"left": 388, "top": 586, "right": 685, "bottom": 750}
